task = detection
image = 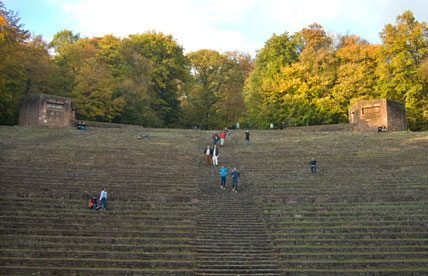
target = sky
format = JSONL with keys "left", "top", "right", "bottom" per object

{"left": 3, "top": 0, "right": 428, "bottom": 57}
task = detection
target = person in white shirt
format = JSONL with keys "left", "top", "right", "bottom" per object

{"left": 212, "top": 145, "right": 219, "bottom": 166}
{"left": 99, "top": 188, "right": 107, "bottom": 211}
{"left": 204, "top": 145, "right": 211, "bottom": 165}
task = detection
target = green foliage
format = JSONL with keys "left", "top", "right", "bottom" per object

{"left": 184, "top": 50, "right": 250, "bottom": 129}
{"left": 244, "top": 32, "right": 301, "bottom": 128}
{"left": 71, "top": 58, "right": 125, "bottom": 122}
{"left": 332, "top": 35, "right": 381, "bottom": 120}
{"left": 1, "top": 1, "right": 427, "bottom": 130}
{"left": 376, "top": 11, "right": 428, "bottom": 130}
{"left": 244, "top": 14, "right": 428, "bottom": 131}
{"left": 0, "top": 2, "right": 54, "bottom": 125}
{"left": 49, "top": 31, "right": 189, "bottom": 127}
{"left": 126, "top": 32, "right": 190, "bottom": 127}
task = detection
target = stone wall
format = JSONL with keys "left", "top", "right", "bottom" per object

{"left": 287, "top": 123, "right": 356, "bottom": 132}
{"left": 348, "top": 99, "right": 407, "bottom": 131}
{"left": 386, "top": 99, "right": 407, "bottom": 131}
{"left": 19, "top": 94, "right": 76, "bottom": 127}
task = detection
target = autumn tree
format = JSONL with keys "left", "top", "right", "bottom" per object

{"left": 185, "top": 49, "right": 228, "bottom": 129}
{"left": 112, "top": 39, "right": 158, "bottom": 126}
{"left": 184, "top": 50, "right": 251, "bottom": 129}
{"left": 0, "top": 1, "right": 55, "bottom": 125}
{"left": 216, "top": 51, "right": 252, "bottom": 127}
{"left": 244, "top": 32, "right": 302, "bottom": 128}
{"left": 332, "top": 35, "right": 381, "bottom": 120}
{"left": 126, "top": 32, "right": 190, "bottom": 127}
{"left": 377, "top": 10, "right": 428, "bottom": 130}
{"left": 48, "top": 30, "right": 82, "bottom": 97}
{"left": 71, "top": 57, "right": 125, "bottom": 122}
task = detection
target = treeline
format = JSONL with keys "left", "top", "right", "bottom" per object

{"left": 1, "top": 1, "right": 427, "bottom": 130}
{"left": 246, "top": 13, "right": 428, "bottom": 130}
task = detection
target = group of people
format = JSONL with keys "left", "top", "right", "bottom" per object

{"left": 270, "top": 122, "right": 287, "bottom": 130}
{"left": 204, "top": 128, "right": 246, "bottom": 192}
{"left": 219, "top": 166, "right": 240, "bottom": 192}
{"left": 212, "top": 128, "right": 230, "bottom": 146}
{"left": 88, "top": 188, "right": 107, "bottom": 211}
{"left": 204, "top": 145, "right": 220, "bottom": 166}
{"left": 77, "top": 121, "right": 86, "bottom": 130}
{"left": 377, "top": 125, "right": 388, "bottom": 132}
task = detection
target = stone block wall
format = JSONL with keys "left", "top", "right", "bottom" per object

{"left": 349, "top": 99, "right": 407, "bottom": 131}
{"left": 19, "top": 94, "right": 76, "bottom": 127}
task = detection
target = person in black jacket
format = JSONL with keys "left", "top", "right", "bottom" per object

{"left": 245, "top": 130, "right": 250, "bottom": 146}
{"left": 204, "top": 145, "right": 211, "bottom": 165}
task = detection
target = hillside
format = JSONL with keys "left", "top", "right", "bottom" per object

{"left": 0, "top": 125, "right": 427, "bottom": 275}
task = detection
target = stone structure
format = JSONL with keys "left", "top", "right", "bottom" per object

{"left": 19, "top": 94, "right": 76, "bottom": 127}
{"left": 349, "top": 99, "right": 407, "bottom": 131}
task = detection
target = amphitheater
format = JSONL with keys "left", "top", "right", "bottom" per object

{"left": 0, "top": 124, "right": 427, "bottom": 275}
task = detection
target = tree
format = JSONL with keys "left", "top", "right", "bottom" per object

{"left": 48, "top": 29, "right": 79, "bottom": 53}
{"left": 217, "top": 51, "right": 252, "bottom": 127}
{"left": 126, "top": 32, "right": 190, "bottom": 127}
{"left": 244, "top": 31, "right": 302, "bottom": 128}
{"left": 0, "top": 1, "right": 54, "bottom": 125}
{"left": 48, "top": 30, "right": 83, "bottom": 98}
{"left": 113, "top": 39, "right": 159, "bottom": 126}
{"left": 332, "top": 35, "right": 381, "bottom": 121}
{"left": 377, "top": 11, "right": 428, "bottom": 130}
{"left": 72, "top": 58, "right": 125, "bottom": 122}
{"left": 186, "top": 49, "right": 228, "bottom": 129}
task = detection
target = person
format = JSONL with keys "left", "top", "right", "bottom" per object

{"left": 382, "top": 125, "right": 387, "bottom": 132}
{"left": 212, "top": 145, "right": 219, "bottom": 166}
{"left": 99, "top": 188, "right": 107, "bottom": 210}
{"left": 219, "top": 166, "right": 228, "bottom": 190}
{"left": 377, "top": 126, "right": 382, "bottom": 132}
{"left": 204, "top": 145, "right": 212, "bottom": 165}
{"left": 77, "top": 121, "right": 86, "bottom": 130}
{"left": 245, "top": 130, "right": 250, "bottom": 146}
{"left": 219, "top": 131, "right": 225, "bottom": 146}
{"left": 212, "top": 132, "right": 219, "bottom": 145}
{"left": 138, "top": 134, "right": 149, "bottom": 139}
{"left": 270, "top": 123, "right": 274, "bottom": 130}
{"left": 88, "top": 197, "right": 99, "bottom": 210}
{"left": 309, "top": 158, "right": 317, "bottom": 174}
{"left": 224, "top": 128, "right": 229, "bottom": 137}
{"left": 231, "top": 168, "right": 240, "bottom": 192}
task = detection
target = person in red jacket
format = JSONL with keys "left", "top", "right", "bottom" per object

{"left": 219, "top": 131, "right": 225, "bottom": 146}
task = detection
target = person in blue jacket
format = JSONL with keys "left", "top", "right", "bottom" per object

{"left": 231, "top": 168, "right": 240, "bottom": 192}
{"left": 219, "top": 166, "right": 228, "bottom": 190}
{"left": 309, "top": 158, "right": 317, "bottom": 173}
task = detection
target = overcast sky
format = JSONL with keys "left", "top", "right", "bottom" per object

{"left": 4, "top": 0, "right": 428, "bottom": 57}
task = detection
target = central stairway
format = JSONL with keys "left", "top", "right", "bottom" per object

{"left": 195, "top": 131, "right": 282, "bottom": 276}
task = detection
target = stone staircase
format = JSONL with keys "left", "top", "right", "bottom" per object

{"left": 195, "top": 131, "right": 281, "bottom": 275}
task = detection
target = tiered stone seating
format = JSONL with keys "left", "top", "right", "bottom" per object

{"left": 0, "top": 125, "right": 427, "bottom": 275}
{"left": 232, "top": 129, "right": 428, "bottom": 274}
{"left": 0, "top": 126, "right": 200, "bottom": 275}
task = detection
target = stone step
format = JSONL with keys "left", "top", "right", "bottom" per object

{"left": 0, "top": 257, "right": 195, "bottom": 269}
{"left": 0, "top": 249, "right": 196, "bottom": 260}
{"left": 0, "top": 267, "right": 195, "bottom": 276}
